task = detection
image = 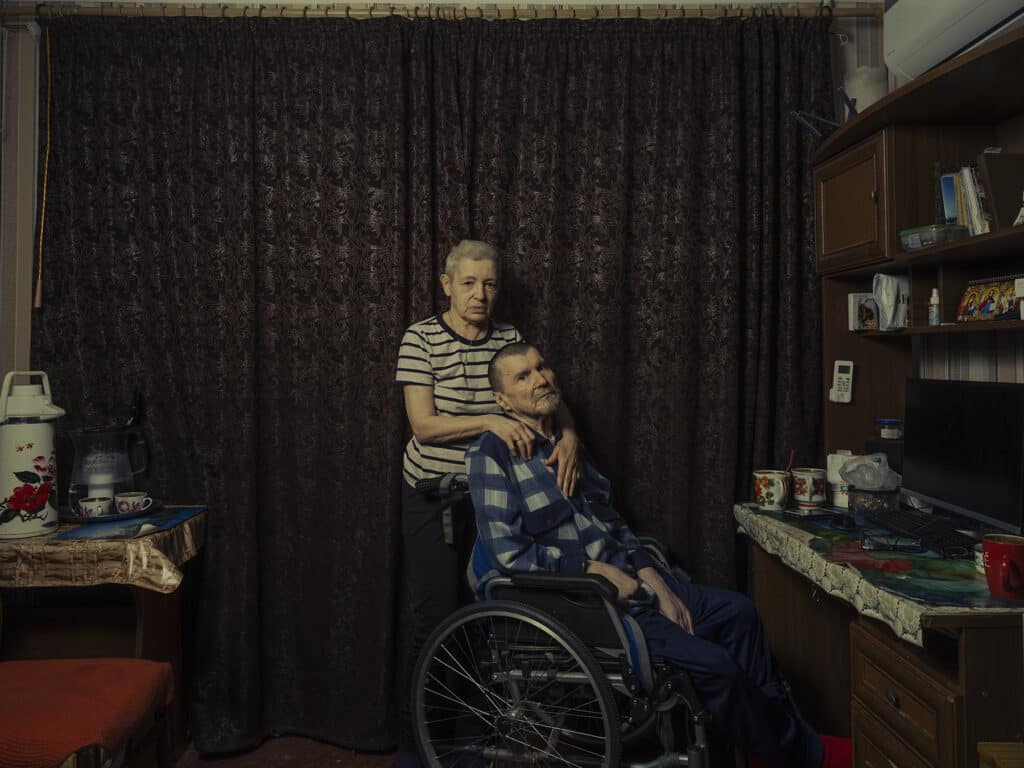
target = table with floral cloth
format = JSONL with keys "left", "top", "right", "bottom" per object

{"left": 734, "top": 503, "right": 1022, "bottom": 647}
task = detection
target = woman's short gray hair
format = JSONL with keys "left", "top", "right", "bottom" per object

{"left": 444, "top": 240, "right": 502, "bottom": 278}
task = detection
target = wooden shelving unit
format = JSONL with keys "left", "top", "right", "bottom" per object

{"left": 815, "top": 26, "right": 1024, "bottom": 456}
{"left": 803, "top": 24, "right": 1024, "bottom": 768}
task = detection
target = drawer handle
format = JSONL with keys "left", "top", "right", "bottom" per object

{"left": 884, "top": 688, "right": 900, "bottom": 710}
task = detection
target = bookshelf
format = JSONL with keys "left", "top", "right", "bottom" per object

{"left": 816, "top": 27, "right": 1024, "bottom": 456}
{"left": 804, "top": 28, "right": 1024, "bottom": 767}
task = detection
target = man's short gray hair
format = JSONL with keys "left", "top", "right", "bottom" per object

{"left": 489, "top": 342, "right": 536, "bottom": 392}
{"left": 445, "top": 240, "right": 502, "bottom": 278}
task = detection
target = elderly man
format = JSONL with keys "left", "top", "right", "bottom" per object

{"left": 465, "top": 342, "right": 851, "bottom": 768}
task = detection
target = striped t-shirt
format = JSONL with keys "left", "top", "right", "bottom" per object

{"left": 395, "top": 314, "right": 523, "bottom": 486}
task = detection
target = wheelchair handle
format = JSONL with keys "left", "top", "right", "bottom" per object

{"left": 415, "top": 472, "right": 469, "bottom": 498}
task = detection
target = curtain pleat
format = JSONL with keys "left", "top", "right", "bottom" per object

{"left": 30, "top": 15, "right": 830, "bottom": 753}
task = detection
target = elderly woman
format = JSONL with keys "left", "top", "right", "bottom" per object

{"left": 392, "top": 240, "right": 580, "bottom": 767}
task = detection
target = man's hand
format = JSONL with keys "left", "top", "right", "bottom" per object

{"left": 487, "top": 416, "right": 537, "bottom": 459}
{"left": 586, "top": 560, "right": 639, "bottom": 601}
{"left": 545, "top": 428, "right": 580, "bottom": 497}
{"left": 638, "top": 567, "right": 694, "bottom": 635}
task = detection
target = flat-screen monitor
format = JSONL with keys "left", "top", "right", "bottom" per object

{"left": 902, "top": 378, "right": 1024, "bottom": 534}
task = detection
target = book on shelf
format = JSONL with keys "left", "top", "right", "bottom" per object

{"left": 977, "top": 152, "right": 1024, "bottom": 230}
{"left": 934, "top": 161, "right": 993, "bottom": 236}
{"left": 970, "top": 165, "right": 994, "bottom": 234}
{"left": 961, "top": 165, "right": 990, "bottom": 235}
{"left": 938, "top": 173, "right": 958, "bottom": 224}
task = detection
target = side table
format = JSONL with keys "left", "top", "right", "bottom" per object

{"left": 0, "top": 507, "right": 206, "bottom": 748}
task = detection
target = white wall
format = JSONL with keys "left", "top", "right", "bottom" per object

{"left": 0, "top": 25, "right": 39, "bottom": 380}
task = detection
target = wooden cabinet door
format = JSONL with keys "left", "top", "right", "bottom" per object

{"left": 815, "top": 131, "right": 889, "bottom": 274}
{"left": 748, "top": 543, "right": 857, "bottom": 736}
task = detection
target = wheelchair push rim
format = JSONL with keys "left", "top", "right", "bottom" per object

{"left": 413, "top": 601, "right": 621, "bottom": 768}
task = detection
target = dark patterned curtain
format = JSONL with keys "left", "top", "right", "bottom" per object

{"left": 31, "top": 16, "right": 829, "bottom": 754}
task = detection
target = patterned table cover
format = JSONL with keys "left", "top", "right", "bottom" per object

{"left": 0, "top": 508, "right": 205, "bottom": 594}
{"left": 734, "top": 504, "right": 1022, "bottom": 647}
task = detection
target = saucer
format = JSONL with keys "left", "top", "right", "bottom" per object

{"left": 60, "top": 499, "right": 163, "bottom": 524}
{"left": 786, "top": 505, "right": 828, "bottom": 517}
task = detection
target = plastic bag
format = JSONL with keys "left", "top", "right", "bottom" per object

{"left": 873, "top": 273, "right": 909, "bottom": 330}
{"left": 838, "top": 452, "right": 901, "bottom": 491}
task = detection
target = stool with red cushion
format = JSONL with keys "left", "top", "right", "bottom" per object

{"left": 0, "top": 657, "right": 174, "bottom": 768}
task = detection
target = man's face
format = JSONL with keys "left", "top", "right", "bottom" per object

{"left": 494, "top": 348, "right": 561, "bottom": 420}
{"left": 441, "top": 257, "right": 498, "bottom": 327}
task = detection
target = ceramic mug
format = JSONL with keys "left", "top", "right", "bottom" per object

{"left": 982, "top": 534, "right": 1024, "bottom": 600}
{"left": 791, "top": 467, "right": 827, "bottom": 508}
{"left": 78, "top": 496, "right": 113, "bottom": 518}
{"left": 752, "top": 470, "right": 790, "bottom": 511}
{"left": 114, "top": 491, "right": 153, "bottom": 516}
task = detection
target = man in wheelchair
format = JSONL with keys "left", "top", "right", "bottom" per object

{"left": 452, "top": 342, "right": 850, "bottom": 768}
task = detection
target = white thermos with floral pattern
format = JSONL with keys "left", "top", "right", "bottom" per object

{"left": 0, "top": 372, "right": 65, "bottom": 539}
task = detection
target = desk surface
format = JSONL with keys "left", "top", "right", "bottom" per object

{"left": 734, "top": 504, "right": 1023, "bottom": 646}
{"left": 0, "top": 508, "right": 205, "bottom": 594}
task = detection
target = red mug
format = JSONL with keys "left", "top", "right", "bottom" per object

{"left": 982, "top": 534, "right": 1024, "bottom": 601}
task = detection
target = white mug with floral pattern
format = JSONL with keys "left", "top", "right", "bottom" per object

{"left": 791, "top": 467, "right": 827, "bottom": 508}
{"left": 752, "top": 470, "right": 790, "bottom": 511}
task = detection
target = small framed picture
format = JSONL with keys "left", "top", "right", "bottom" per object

{"left": 957, "top": 275, "right": 1023, "bottom": 322}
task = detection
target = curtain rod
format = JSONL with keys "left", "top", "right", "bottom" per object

{"left": 0, "top": 3, "right": 882, "bottom": 21}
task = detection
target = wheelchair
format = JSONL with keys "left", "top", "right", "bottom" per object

{"left": 410, "top": 474, "right": 711, "bottom": 768}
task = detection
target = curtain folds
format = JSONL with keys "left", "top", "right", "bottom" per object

{"left": 31, "top": 16, "right": 830, "bottom": 753}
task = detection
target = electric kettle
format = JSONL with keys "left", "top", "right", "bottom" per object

{"left": 0, "top": 371, "right": 66, "bottom": 539}
{"left": 67, "top": 426, "right": 148, "bottom": 516}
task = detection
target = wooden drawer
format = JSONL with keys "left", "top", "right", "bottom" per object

{"left": 851, "top": 621, "right": 959, "bottom": 766}
{"left": 854, "top": 699, "right": 934, "bottom": 768}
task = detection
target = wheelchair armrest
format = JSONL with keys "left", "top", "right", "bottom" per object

{"left": 509, "top": 572, "right": 619, "bottom": 603}
{"left": 636, "top": 535, "right": 671, "bottom": 566}
{"left": 636, "top": 535, "right": 692, "bottom": 584}
{"left": 415, "top": 472, "right": 469, "bottom": 499}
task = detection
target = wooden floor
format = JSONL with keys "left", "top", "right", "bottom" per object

{"left": 176, "top": 738, "right": 394, "bottom": 767}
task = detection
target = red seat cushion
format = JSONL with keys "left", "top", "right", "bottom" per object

{"left": 0, "top": 658, "right": 173, "bottom": 768}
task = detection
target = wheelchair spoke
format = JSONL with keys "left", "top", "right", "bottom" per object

{"left": 415, "top": 604, "right": 620, "bottom": 768}
{"left": 422, "top": 672, "right": 498, "bottom": 724}
{"left": 495, "top": 727, "right": 608, "bottom": 767}
{"left": 435, "top": 638, "right": 512, "bottom": 711}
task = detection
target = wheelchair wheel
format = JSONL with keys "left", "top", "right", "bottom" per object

{"left": 413, "top": 600, "right": 621, "bottom": 768}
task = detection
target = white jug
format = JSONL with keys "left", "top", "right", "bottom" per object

{"left": 0, "top": 371, "right": 66, "bottom": 539}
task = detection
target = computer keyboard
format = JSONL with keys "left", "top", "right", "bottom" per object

{"left": 858, "top": 505, "right": 978, "bottom": 558}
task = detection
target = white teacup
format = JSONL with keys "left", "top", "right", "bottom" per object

{"left": 114, "top": 492, "right": 153, "bottom": 516}
{"left": 79, "top": 496, "right": 113, "bottom": 518}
